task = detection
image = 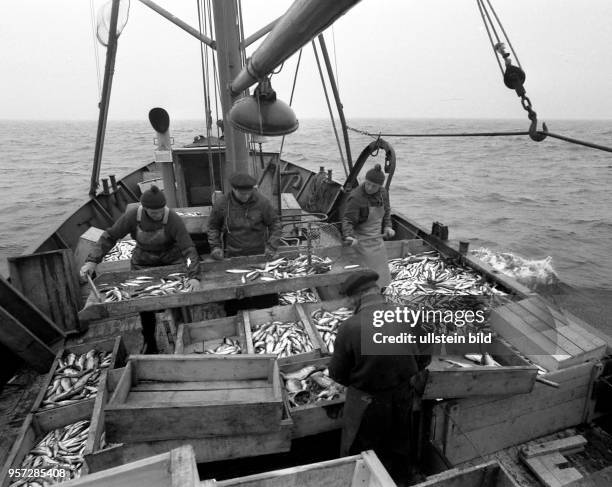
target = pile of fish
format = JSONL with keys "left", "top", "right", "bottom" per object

{"left": 175, "top": 210, "right": 204, "bottom": 217}
{"left": 101, "top": 240, "right": 135, "bottom": 262}
{"left": 40, "top": 350, "right": 112, "bottom": 409}
{"left": 386, "top": 251, "right": 507, "bottom": 298}
{"left": 279, "top": 289, "right": 319, "bottom": 305}
{"left": 203, "top": 337, "right": 242, "bottom": 355}
{"left": 281, "top": 365, "right": 344, "bottom": 408}
{"left": 252, "top": 321, "right": 314, "bottom": 358}
{"left": 226, "top": 254, "right": 333, "bottom": 284}
{"left": 439, "top": 353, "right": 502, "bottom": 368}
{"left": 311, "top": 306, "right": 354, "bottom": 353}
{"left": 98, "top": 272, "right": 191, "bottom": 303}
{"left": 10, "top": 420, "right": 90, "bottom": 486}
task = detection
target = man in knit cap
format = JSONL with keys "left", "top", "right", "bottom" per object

{"left": 341, "top": 164, "right": 395, "bottom": 288}
{"left": 207, "top": 172, "right": 281, "bottom": 259}
{"left": 80, "top": 185, "right": 200, "bottom": 353}
{"left": 330, "top": 270, "right": 430, "bottom": 483}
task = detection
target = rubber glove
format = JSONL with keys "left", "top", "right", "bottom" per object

{"left": 80, "top": 261, "right": 97, "bottom": 280}
{"left": 383, "top": 227, "right": 396, "bottom": 239}
{"left": 343, "top": 236, "right": 358, "bottom": 247}
{"left": 210, "top": 248, "right": 224, "bottom": 261}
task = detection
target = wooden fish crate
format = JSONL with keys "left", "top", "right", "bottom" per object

{"left": 279, "top": 356, "right": 345, "bottom": 439}
{"left": 61, "top": 445, "right": 200, "bottom": 487}
{"left": 203, "top": 450, "right": 397, "bottom": 487}
{"left": 78, "top": 247, "right": 365, "bottom": 322}
{"left": 30, "top": 337, "right": 127, "bottom": 427}
{"left": 423, "top": 338, "right": 538, "bottom": 400}
{"left": 430, "top": 360, "right": 602, "bottom": 465}
{"left": 412, "top": 460, "right": 519, "bottom": 487}
{"left": 175, "top": 315, "right": 252, "bottom": 355}
{"left": 300, "top": 298, "right": 355, "bottom": 355}
{"left": 84, "top": 367, "right": 293, "bottom": 473}
{"left": 8, "top": 249, "right": 83, "bottom": 334}
{"left": 0, "top": 405, "right": 94, "bottom": 487}
{"left": 243, "top": 303, "right": 323, "bottom": 364}
{"left": 104, "top": 355, "right": 284, "bottom": 443}
{"left": 489, "top": 296, "right": 608, "bottom": 372}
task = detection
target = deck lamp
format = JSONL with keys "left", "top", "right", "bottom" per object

{"left": 229, "top": 78, "right": 299, "bottom": 136}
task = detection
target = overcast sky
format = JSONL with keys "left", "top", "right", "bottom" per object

{"left": 1, "top": 0, "right": 611, "bottom": 121}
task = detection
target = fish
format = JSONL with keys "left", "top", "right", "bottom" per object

{"left": 344, "top": 264, "right": 360, "bottom": 269}
{"left": 226, "top": 269, "right": 252, "bottom": 274}
{"left": 252, "top": 321, "right": 314, "bottom": 358}
{"left": 282, "top": 365, "right": 344, "bottom": 408}
{"left": 281, "top": 365, "right": 318, "bottom": 381}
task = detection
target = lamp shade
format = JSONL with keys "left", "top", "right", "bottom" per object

{"left": 229, "top": 96, "right": 299, "bottom": 136}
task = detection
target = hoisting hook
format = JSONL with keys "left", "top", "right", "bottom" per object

{"left": 528, "top": 113, "right": 548, "bottom": 142}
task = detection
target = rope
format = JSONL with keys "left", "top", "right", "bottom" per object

{"left": 279, "top": 49, "right": 303, "bottom": 159}
{"left": 196, "top": 0, "right": 212, "bottom": 136}
{"left": 332, "top": 25, "right": 340, "bottom": 92}
{"left": 486, "top": 0, "right": 522, "bottom": 69}
{"left": 89, "top": 0, "right": 102, "bottom": 97}
{"left": 544, "top": 131, "right": 612, "bottom": 153}
{"left": 312, "top": 41, "right": 348, "bottom": 177}
{"left": 206, "top": 0, "right": 222, "bottom": 144}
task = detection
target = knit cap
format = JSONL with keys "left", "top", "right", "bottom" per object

{"left": 140, "top": 185, "right": 166, "bottom": 209}
{"left": 365, "top": 164, "right": 385, "bottom": 185}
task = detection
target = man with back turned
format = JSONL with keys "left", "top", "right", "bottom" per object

{"left": 329, "top": 270, "right": 431, "bottom": 482}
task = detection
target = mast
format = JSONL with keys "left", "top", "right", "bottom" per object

{"left": 90, "top": 0, "right": 121, "bottom": 198}
{"left": 211, "top": 0, "right": 250, "bottom": 181}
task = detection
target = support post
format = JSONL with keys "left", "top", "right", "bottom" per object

{"left": 212, "top": 0, "right": 250, "bottom": 182}
{"left": 90, "top": 0, "right": 121, "bottom": 197}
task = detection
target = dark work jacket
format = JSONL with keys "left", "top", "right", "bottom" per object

{"left": 207, "top": 190, "right": 281, "bottom": 257}
{"left": 341, "top": 184, "right": 391, "bottom": 238}
{"left": 87, "top": 206, "right": 200, "bottom": 278}
{"left": 329, "top": 294, "right": 431, "bottom": 394}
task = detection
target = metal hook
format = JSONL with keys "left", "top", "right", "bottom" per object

{"left": 529, "top": 117, "right": 548, "bottom": 142}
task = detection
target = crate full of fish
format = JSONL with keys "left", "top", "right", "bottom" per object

{"left": 278, "top": 288, "right": 319, "bottom": 306}
{"left": 279, "top": 357, "right": 345, "bottom": 439}
{"left": 31, "top": 337, "right": 127, "bottom": 417}
{"left": 175, "top": 315, "right": 253, "bottom": 355}
{"left": 95, "top": 272, "right": 194, "bottom": 303}
{"left": 104, "top": 355, "right": 285, "bottom": 444}
{"left": 301, "top": 298, "right": 355, "bottom": 354}
{"left": 244, "top": 303, "right": 322, "bottom": 364}
{"left": 1, "top": 408, "right": 94, "bottom": 487}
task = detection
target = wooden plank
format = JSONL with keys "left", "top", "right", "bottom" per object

{"left": 174, "top": 206, "right": 210, "bottom": 234}
{"left": 105, "top": 402, "right": 282, "bottom": 443}
{"left": 489, "top": 306, "right": 571, "bottom": 371}
{"left": 527, "top": 297, "right": 608, "bottom": 352}
{"left": 129, "top": 355, "right": 273, "bottom": 382}
{"left": 109, "top": 361, "right": 133, "bottom": 405}
{"left": 0, "top": 306, "right": 56, "bottom": 372}
{"left": 35, "top": 397, "right": 96, "bottom": 432}
{"left": 85, "top": 426, "right": 292, "bottom": 473}
{"left": 566, "top": 466, "right": 612, "bottom": 487}
{"left": 9, "top": 249, "right": 82, "bottom": 333}
{"left": 440, "top": 397, "right": 587, "bottom": 465}
{"left": 524, "top": 452, "right": 583, "bottom": 487}
{"left": 125, "top": 388, "right": 275, "bottom": 405}
{"left": 413, "top": 460, "right": 520, "bottom": 487}
{"left": 523, "top": 456, "right": 564, "bottom": 487}
{"left": 62, "top": 445, "right": 199, "bottom": 487}
{"left": 521, "top": 435, "right": 587, "bottom": 459}
{"left": 131, "top": 379, "right": 270, "bottom": 391}
{"left": 79, "top": 248, "right": 364, "bottom": 321}
{"left": 243, "top": 311, "right": 255, "bottom": 354}
{"left": 361, "top": 450, "right": 397, "bottom": 487}
{"left": 0, "top": 274, "right": 65, "bottom": 345}
{"left": 504, "top": 302, "right": 583, "bottom": 357}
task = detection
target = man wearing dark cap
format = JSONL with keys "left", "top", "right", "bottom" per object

{"left": 207, "top": 172, "right": 281, "bottom": 259}
{"left": 329, "top": 270, "right": 430, "bottom": 482}
{"left": 341, "top": 163, "right": 394, "bottom": 288}
{"left": 80, "top": 185, "right": 201, "bottom": 353}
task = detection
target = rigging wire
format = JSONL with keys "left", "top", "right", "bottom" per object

{"left": 331, "top": 26, "right": 340, "bottom": 92}
{"left": 476, "top": 0, "right": 504, "bottom": 77}
{"left": 196, "top": 0, "right": 212, "bottom": 136}
{"left": 278, "top": 49, "right": 303, "bottom": 160}
{"left": 347, "top": 126, "right": 612, "bottom": 154}
{"left": 312, "top": 40, "right": 348, "bottom": 177}
{"left": 485, "top": 0, "right": 521, "bottom": 69}
{"left": 89, "top": 0, "right": 102, "bottom": 97}
{"left": 206, "top": 0, "right": 222, "bottom": 144}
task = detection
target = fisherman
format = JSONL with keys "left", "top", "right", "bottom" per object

{"left": 80, "top": 185, "right": 201, "bottom": 354}
{"left": 341, "top": 164, "right": 394, "bottom": 289}
{"left": 329, "top": 270, "right": 430, "bottom": 482}
{"left": 207, "top": 172, "right": 281, "bottom": 260}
